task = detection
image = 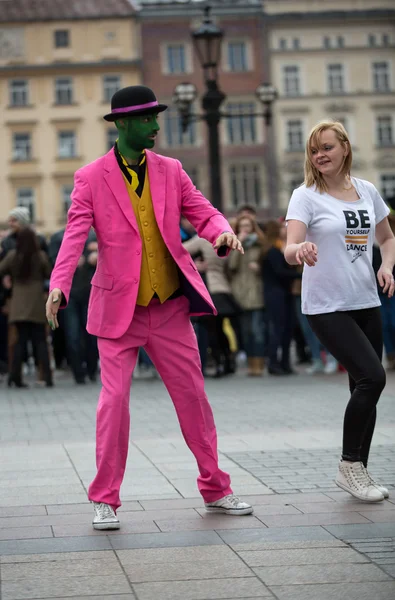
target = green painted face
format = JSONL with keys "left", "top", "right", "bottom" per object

{"left": 116, "top": 113, "right": 160, "bottom": 158}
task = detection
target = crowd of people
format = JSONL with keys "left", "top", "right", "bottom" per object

{"left": 1, "top": 199, "right": 394, "bottom": 388}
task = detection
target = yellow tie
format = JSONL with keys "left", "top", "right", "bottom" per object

{"left": 123, "top": 154, "right": 146, "bottom": 192}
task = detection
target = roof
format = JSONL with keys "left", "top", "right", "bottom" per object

{"left": 0, "top": 0, "right": 136, "bottom": 23}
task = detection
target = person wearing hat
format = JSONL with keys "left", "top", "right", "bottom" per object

{"left": 0, "top": 207, "right": 48, "bottom": 260}
{"left": 46, "top": 85, "right": 253, "bottom": 530}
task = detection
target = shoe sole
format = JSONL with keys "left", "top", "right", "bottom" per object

{"left": 205, "top": 507, "right": 254, "bottom": 516}
{"left": 335, "top": 480, "right": 384, "bottom": 502}
{"left": 92, "top": 522, "right": 120, "bottom": 530}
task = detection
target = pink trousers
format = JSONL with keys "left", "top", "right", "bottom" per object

{"left": 88, "top": 295, "right": 232, "bottom": 510}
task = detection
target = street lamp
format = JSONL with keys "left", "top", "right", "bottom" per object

{"left": 173, "top": 4, "right": 278, "bottom": 213}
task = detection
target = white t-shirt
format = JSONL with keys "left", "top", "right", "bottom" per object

{"left": 286, "top": 177, "right": 389, "bottom": 315}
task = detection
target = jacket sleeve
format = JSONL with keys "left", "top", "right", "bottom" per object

{"left": 49, "top": 170, "right": 93, "bottom": 306}
{"left": 177, "top": 161, "right": 233, "bottom": 257}
{"left": 266, "top": 248, "right": 301, "bottom": 281}
{"left": 0, "top": 252, "right": 13, "bottom": 277}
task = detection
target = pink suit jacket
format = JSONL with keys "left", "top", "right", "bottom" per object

{"left": 50, "top": 148, "right": 232, "bottom": 339}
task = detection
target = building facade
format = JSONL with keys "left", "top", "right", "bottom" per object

{"left": 265, "top": 0, "right": 395, "bottom": 211}
{"left": 0, "top": 0, "right": 140, "bottom": 234}
{"left": 139, "top": 0, "right": 270, "bottom": 216}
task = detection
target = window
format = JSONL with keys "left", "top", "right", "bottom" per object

{"left": 279, "top": 38, "right": 287, "bottom": 50}
{"left": 380, "top": 174, "right": 395, "bottom": 202}
{"left": 12, "top": 133, "right": 31, "bottom": 161}
{"left": 166, "top": 44, "right": 186, "bottom": 74}
{"left": 55, "top": 77, "right": 73, "bottom": 105}
{"left": 293, "top": 38, "right": 300, "bottom": 50}
{"left": 227, "top": 41, "right": 248, "bottom": 72}
{"left": 164, "top": 107, "right": 195, "bottom": 147}
{"left": 106, "top": 128, "right": 118, "bottom": 151}
{"left": 327, "top": 64, "right": 345, "bottom": 94}
{"left": 323, "top": 36, "right": 331, "bottom": 49}
{"left": 337, "top": 36, "right": 344, "bottom": 48}
{"left": 368, "top": 34, "right": 376, "bottom": 47}
{"left": 229, "top": 164, "right": 262, "bottom": 208}
{"left": 283, "top": 65, "right": 300, "bottom": 97}
{"left": 226, "top": 102, "right": 257, "bottom": 145}
{"left": 58, "top": 131, "right": 76, "bottom": 158}
{"left": 9, "top": 79, "right": 29, "bottom": 107}
{"left": 382, "top": 34, "right": 390, "bottom": 46}
{"left": 286, "top": 119, "right": 304, "bottom": 151}
{"left": 54, "top": 30, "right": 69, "bottom": 48}
{"left": 103, "top": 75, "right": 121, "bottom": 103}
{"left": 16, "top": 188, "right": 35, "bottom": 222}
{"left": 62, "top": 184, "right": 73, "bottom": 219}
{"left": 373, "top": 62, "right": 390, "bottom": 92}
{"left": 377, "top": 116, "right": 393, "bottom": 147}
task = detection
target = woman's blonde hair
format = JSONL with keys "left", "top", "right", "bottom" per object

{"left": 304, "top": 120, "right": 352, "bottom": 193}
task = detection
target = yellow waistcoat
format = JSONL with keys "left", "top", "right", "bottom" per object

{"left": 122, "top": 166, "right": 179, "bottom": 306}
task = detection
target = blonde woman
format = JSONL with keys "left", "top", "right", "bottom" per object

{"left": 285, "top": 120, "right": 395, "bottom": 502}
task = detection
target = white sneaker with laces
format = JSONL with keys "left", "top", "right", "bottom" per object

{"left": 324, "top": 357, "right": 338, "bottom": 374}
{"left": 92, "top": 502, "right": 120, "bottom": 530}
{"left": 335, "top": 460, "right": 384, "bottom": 502}
{"left": 306, "top": 359, "right": 324, "bottom": 375}
{"left": 205, "top": 494, "right": 253, "bottom": 516}
{"left": 362, "top": 466, "right": 389, "bottom": 499}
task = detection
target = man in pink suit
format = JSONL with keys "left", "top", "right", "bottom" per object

{"left": 46, "top": 86, "right": 253, "bottom": 530}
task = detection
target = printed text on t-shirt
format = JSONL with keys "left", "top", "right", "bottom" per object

{"left": 343, "top": 210, "right": 371, "bottom": 261}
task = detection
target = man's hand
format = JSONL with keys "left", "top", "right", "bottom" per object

{"left": 214, "top": 232, "right": 244, "bottom": 254}
{"left": 45, "top": 288, "right": 63, "bottom": 330}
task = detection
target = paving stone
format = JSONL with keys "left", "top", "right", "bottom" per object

{"left": 45, "top": 501, "right": 143, "bottom": 514}
{"left": 238, "top": 547, "right": 368, "bottom": 567}
{"left": 257, "top": 512, "right": 371, "bottom": 528}
{"left": 109, "top": 530, "right": 225, "bottom": 549}
{"left": 0, "top": 550, "right": 114, "bottom": 563}
{"left": 0, "top": 506, "right": 47, "bottom": 518}
{"left": 271, "top": 582, "right": 395, "bottom": 600}
{"left": 52, "top": 520, "right": 161, "bottom": 537}
{"left": 230, "top": 540, "right": 347, "bottom": 551}
{"left": 253, "top": 563, "right": 392, "bottom": 585}
{"left": 133, "top": 577, "right": 271, "bottom": 599}
{"left": 291, "top": 501, "right": 389, "bottom": 514}
{"left": 26, "top": 597, "right": 135, "bottom": 600}
{"left": 1, "top": 556, "right": 122, "bottom": 580}
{"left": 2, "top": 574, "right": 132, "bottom": 600}
{"left": 216, "top": 526, "right": 336, "bottom": 545}
{"left": 124, "top": 558, "right": 252, "bottom": 582}
{"left": 324, "top": 523, "right": 395, "bottom": 540}
{"left": 0, "top": 536, "right": 113, "bottom": 556}
{"left": 155, "top": 515, "right": 265, "bottom": 532}
{"left": 117, "top": 545, "right": 237, "bottom": 564}
{"left": 0, "top": 527, "right": 53, "bottom": 541}
{"left": 381, "top": 564, "right": 395, "bottom": 577}
{"left": 357, "top": 510, "right": 395, "bottom": 523}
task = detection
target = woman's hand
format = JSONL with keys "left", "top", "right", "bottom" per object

{"left": 295, "top": 242, "right": 318, "bottom": 267}
{"left": 377, "top": 266, "right": 395, "bottom": 298}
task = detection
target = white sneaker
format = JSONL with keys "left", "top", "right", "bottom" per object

{"left": 324, "top": 358, "right": 338, "bottom": 374}
{"left": 335, "top": 460, "right": 384, "bottom": 502}
{"left": 205, "top": 494, "right": 253, "bottom": 516}
{"left": 306, "top": 359, "right": 324, "bottom": 375}
{"left": 362, "top": 466, "right": 389, "bottom": 499}
{"left": 92, "top": 502, "right": 120, "bottom": 530}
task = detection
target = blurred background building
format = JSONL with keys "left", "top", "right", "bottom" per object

{"left": 0, "top": 0, "right": 140, "bottom": 234}
{"left": 0, "top": 0, "right": 394, "bottom": 231}
{"left": 266, "top": 0, "right": 395, "bottom": 210}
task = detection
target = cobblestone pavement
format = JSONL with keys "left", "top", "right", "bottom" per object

{"left": 0, "top": 369, "right": 394, "bottom": 599}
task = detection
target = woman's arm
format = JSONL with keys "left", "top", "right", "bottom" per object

{"left": 0, "top": 252, "right": 13, "bottom": 277}
{"left": 285, "top": 220, "right": 318, "bottom": 267}
{"left": 376, "top": 217, "right": 395, "bottom": 297}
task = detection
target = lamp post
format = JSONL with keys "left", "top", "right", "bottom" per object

{"left": 173, "top": 4, "right": 278, "bottom": 214}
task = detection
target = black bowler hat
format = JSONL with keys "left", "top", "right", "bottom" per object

{"left": 103, "top": 85, "right": 167, "bottom": 122}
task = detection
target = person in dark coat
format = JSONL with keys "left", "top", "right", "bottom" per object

{"left": 262, "top": 220, "right": 301, "bottom": 375}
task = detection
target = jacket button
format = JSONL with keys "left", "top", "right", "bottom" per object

{"left": 136, "top": 250, "right": 141, "bottom": 255}
{"left": 149, "top": 253, "right": 153, "bottom": 258}
{"left": 144, "top": 221, "right": 148, "bottom": 226}
{"left": 134, "top": 278, "right": 138, "bottom": 284}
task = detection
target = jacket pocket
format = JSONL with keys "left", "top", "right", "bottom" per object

{"left": 91, "top": 271, "right": 114, "bottom": 290}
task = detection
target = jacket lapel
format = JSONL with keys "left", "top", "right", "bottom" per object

{"left": 104, "top": 150, "right": 139, "bottom": 234}
{"left": 146, "top": 151, "right": 166, "bottom": 231}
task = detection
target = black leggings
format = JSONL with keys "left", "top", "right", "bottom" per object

{"left": 307, "top": 307, "right": 386, "bottom": 466}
